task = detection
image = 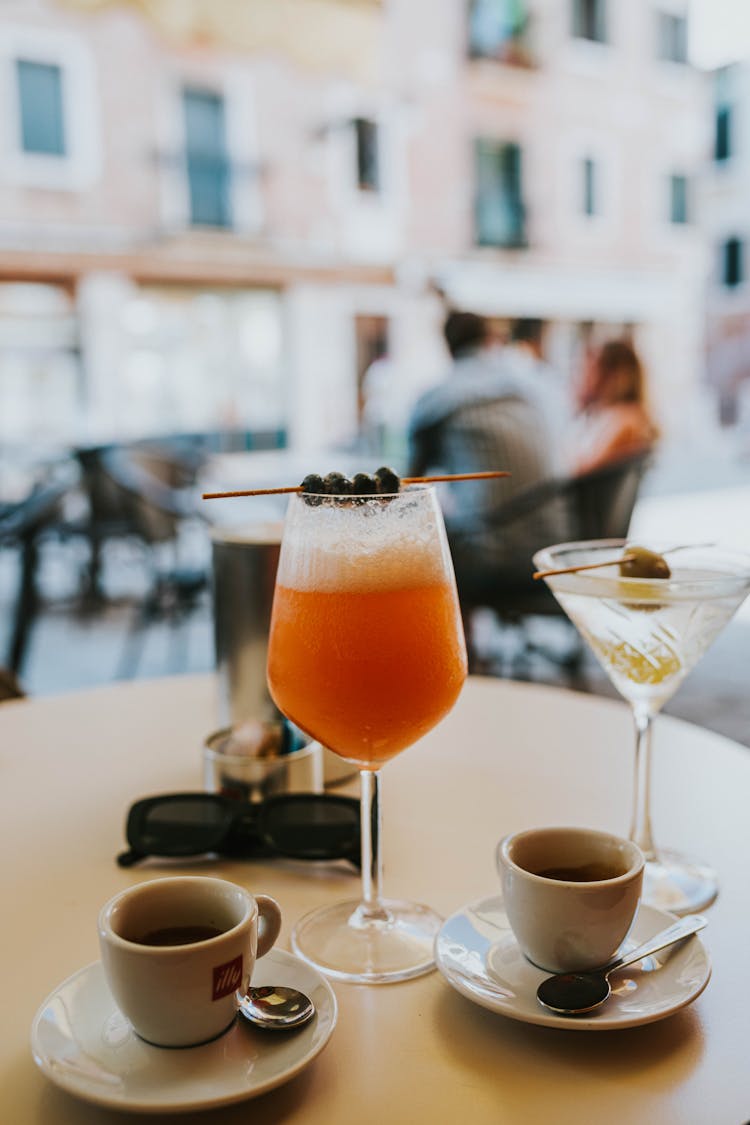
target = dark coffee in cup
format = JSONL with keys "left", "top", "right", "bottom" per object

{"left": 532, "top": 862, "right": 626, "bottom": 882}
{"left": 136, "top": 924, "right": 225, "bottom": 946}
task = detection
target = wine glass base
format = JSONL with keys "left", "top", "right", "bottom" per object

{"left": 642, "top": 850, "right": 719, "bottom": 915}
{"left": 290, "top": 898, "right": 443, "bottom": 984}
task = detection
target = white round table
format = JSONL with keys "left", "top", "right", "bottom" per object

{"left": 2, "top": 675, "right": 749, "bottom": 1123}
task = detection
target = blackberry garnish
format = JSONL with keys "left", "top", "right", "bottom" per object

{"left": 352, "top": 472, "right": 378, "bottom": 495}
{"left": 323, "top": 472, "right": 352, "bottom": 495}
{"left": 300, "top": 473, "right": 325, "bottom": 494}
{"left": 374, "top": 466, "right": 401, "bottom": 494}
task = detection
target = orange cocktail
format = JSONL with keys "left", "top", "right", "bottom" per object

{"left": 266, "top": 484, "right": 467, "bottom": 984}
{"left": 268, "top": 579, "right": 466, "bottom": 766}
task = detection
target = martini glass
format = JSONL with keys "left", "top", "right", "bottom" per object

{"left": 267, "top": 485, "right": 467, "bottom": 982}
{"left": 533, "top": 539, "right": 750, "bottom": 915}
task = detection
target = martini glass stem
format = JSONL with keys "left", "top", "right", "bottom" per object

{"left": 356, "top": 767, "right": 389, "bottom": 924}
{"left": 630, "top": 706, "right": 657, "bottom": 862}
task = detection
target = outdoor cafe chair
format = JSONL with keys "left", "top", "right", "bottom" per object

{"left": 450, "top": 450, "right": 651, "bottom": 675}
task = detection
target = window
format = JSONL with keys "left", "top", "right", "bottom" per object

{"left": 16, "top": 59, "right": 66, "bottom": 156}
{"left": 354, "top": 117, "right": 380, "bottom": 192}
{"left": 715, "top": 105, "right": 732, "bottom": 161}
{"left": 657, "top": 12, "right": 688, "bottom": 63}
{"left": 468, "top": 0, "right": 529, "bottom": 63}
{"left": 183, "top": 88, "right": 231, "bottom": 228}
{"left": 723, "top": 238, "right": 743, "bottom": 287}
{"left": 2, "top": 32, "right": 100, "bottom": 191}
{"left": 582, "top": 157, "right": 597, "bottom": 215}
{"left": 714, "top": 69, "right": 733, "bottom": 162}
{"left": 669, "top": 174, "right": 689, "bottom": 224}
{"left": 571, "top": 0, "right": 607, "bottom": 43}
{"left": 474, "top": 139, "right": 526, "bottom": 248}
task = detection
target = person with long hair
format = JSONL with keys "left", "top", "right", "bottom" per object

{"left": 572, "top": 339, "right": 659, "bottom": 475}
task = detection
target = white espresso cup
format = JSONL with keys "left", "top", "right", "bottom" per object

{"left": 496, "top": 826, "right": 644, "bottom": 973}
{"left": 98, "top": 876, "right": 282, "bottom": 1047}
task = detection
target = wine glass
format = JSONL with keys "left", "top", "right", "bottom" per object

{"left": 533, "top": 539, "right": 750, "bottom": 915}
{"left": 267, "top": 485, "right": 467, "bottom": 983}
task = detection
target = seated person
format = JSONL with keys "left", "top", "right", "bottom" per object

{"left": 407, "top": 310, "right": 565, "bottom": 597}
{"left": 571, "top": 340, "right": 659, "bottom": 476}
{"left": 503, "top": 317, "right": 572, "bottom": 473}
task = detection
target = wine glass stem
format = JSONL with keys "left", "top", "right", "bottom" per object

{"left": 629, "top": 706, "right": 657, "bottom": 862}
{"left": 358, "top": 767, "right": 388, "bottom": 923}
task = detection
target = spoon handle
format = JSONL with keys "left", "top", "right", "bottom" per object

{"left": 605, "top": 914, "right": 707, "bottom": 976}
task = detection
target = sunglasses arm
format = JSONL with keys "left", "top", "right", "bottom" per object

{"left": 116, "top": 848, "right": 145, "bottom": 867}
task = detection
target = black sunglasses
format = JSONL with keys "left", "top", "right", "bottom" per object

{"left": 117, "top": 792, "right": 361, "bottom": 869}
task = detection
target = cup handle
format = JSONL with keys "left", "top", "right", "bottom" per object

{"left": 255, "top": 894, "right": 282, "bottom": 959}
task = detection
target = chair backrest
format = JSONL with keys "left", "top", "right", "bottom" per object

{"left": 567, "top": 452, "right": 651, "bottom": 542}
{"left": 0, "top": 477, "right": 69, "bottom": 544}
{"left": 74, "top": 445, "right": 133, "bottom": 534}
{"left": 100, "top": 446, "right": 189, "bottom": 546}
{"left": 450, "top": 450, "right": 652, "bottom": 616}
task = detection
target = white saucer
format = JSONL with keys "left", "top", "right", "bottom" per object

{"left": 31, "top": 948, "right": 337, "bottom": 1113}
{"left": 435, "top": 894, "right": 710, "bottom": 1031}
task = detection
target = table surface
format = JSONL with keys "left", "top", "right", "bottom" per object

{"left": 3, "top": 674, "right": 750, "bottom": 1125}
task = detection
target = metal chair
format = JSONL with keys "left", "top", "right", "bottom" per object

{"left": 0, "top": 476, "right": 71, "bottom": 675}
{"left": 95, "top": 445, "right": 208, "bottom": 678}
{"left": 68, "top": 443, "right": 208, "bottom": 677}
{"left": 451, "top": 451, "right": 652, "bottom": 673}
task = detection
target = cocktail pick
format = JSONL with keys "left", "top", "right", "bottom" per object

{"left": 202, "top": 470, "right": 509, "bottom": 501}
{"left": 533, "top": 556, "right": 637, "bottom": 580}
{"left": 533, "top": 542, "right": 711, "bottom": 581}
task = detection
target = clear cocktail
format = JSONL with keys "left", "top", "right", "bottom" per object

{"left": 534, "top": 539, "right": 750, "bottom": 914}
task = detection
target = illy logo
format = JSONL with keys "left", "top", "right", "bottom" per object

{"left": 212, "top": 954, "right": 243, "bottom": 1000}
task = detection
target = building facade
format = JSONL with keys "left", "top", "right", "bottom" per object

{"left": 703, "top": 60, "right": 750, "bottom": 432}
{"left": 0, "top": 0, "right": 709, "bottom": 463}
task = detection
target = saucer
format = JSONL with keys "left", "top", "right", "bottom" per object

{"left": 31, "top": 948, "right": 337, "bottom": 1113}
{"left": 435, "top": 894, "right": 710, "bottom": 1031}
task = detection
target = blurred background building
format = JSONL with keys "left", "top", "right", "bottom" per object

{"left": 704, "top": 59, "right": 750, "bottom": 438}
{"left": 0, "top": 0, "right": 715, "bottom": 465}
{"left": 1, "top": 0, "right": 749, "bottom": 741}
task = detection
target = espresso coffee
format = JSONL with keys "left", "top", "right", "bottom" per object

{"left": 533, "top": 863, "right": 625, "bottom": 882}
{"left": 136, "top": 924, "right": 224, "bottom": 946}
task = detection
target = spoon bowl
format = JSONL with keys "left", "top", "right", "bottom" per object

{"left": 536, "top": 914, "right": 706, "bottom": 1016}
{"left": 238, "top": 985, "right": 315, "bottom": 1031}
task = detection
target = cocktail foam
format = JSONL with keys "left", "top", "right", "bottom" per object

{"left": 276, "top": 497, "right": 450, "bottom": 592}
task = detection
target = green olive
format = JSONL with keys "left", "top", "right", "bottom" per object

{"left": 619, "top": 545, "right": 671, "bottom": 580}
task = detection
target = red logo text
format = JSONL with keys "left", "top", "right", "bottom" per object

{"left": 212, "top": 954, "right": 243, "bottom": 1000}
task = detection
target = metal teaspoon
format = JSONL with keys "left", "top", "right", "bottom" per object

{"left": 238, "top": 985, "right": 315, "bottom": 1030}
{"left": 536, "top": 914, "right": 707, "bottom": 1016}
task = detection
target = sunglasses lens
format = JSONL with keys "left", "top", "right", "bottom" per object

{"left": 134, "top": 797, "right": 231, "bottom": 856}
{"left": 263, "top": 796, "right": 359, "bottom": 860}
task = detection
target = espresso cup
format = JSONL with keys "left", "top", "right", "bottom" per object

{"left": 496, "top": 826, "right": 644, "bottom": 973}
{"left": 98, "top": 876, "right": 282, "bottom": 1047}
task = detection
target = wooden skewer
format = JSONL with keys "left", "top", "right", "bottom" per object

{"left": 201, "top": 470, "right": 509, "bottom": 501}
{"left": 404, "top": 471, "right": 509, "bottom": 485}
{"left": 533, "top": 554, "right": 637, "bottom": 581}
{"left": 203, "top": 484, "right": 304, "bottom": 500}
